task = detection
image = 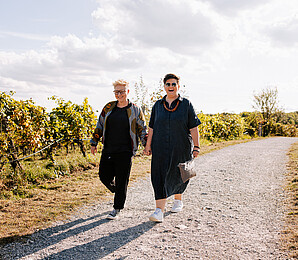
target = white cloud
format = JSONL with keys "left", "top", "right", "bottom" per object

{"left": 0, "top": 31, "right": 147, "bottom": 110}
{"left": 47, "top": 34, "right": 145, "bottom": 71}
{"left": 264, "top": 16, "right": 298, "bottom": 47}
{"left": 92, "top": 0, "right": 218, "bottom": 54}
{"left": 1, "top": 0, "right": 297, "bottom": 114}
{"left": 0, "top": 31, "right": 51, "bottom": 42}
{"left": 0, "top": 34, "right": 146, "bottom": 91}
{"left": 200, "top": 0, "right": 270, "bottom": 15}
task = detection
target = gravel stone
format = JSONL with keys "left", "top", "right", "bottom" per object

{"left": 0, "top": 137, "right": 297, "bottom": 259}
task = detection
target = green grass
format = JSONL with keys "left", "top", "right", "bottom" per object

{"left": 282, "top": 141, "right": 298, "bottom": 258}
{"left": 0, "top": 148, "right": 101, "bottom": 199}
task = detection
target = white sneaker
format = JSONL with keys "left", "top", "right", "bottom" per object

{"left": 107, "top": 209, "right": 120, "bottom": 220}
{"left": 171, "top": 200, "right": 183, "bottom": 213}
{"left": 149, "top": 208, "right": 164, "bottom": 222}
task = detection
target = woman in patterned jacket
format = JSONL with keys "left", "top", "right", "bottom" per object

{"left": 90, "top": 79, "right": 147, "bottom": 220}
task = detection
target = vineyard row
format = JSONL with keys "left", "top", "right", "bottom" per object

{"left": 1, "top": 91, "right": 297, "bottom": 172}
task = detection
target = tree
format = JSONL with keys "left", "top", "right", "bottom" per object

{"left": 131, "top": 76, "right": 149, "bottom": 116}
{"left": 132, "top": 76, "right": 190, "bottom": 116}
{"left": 149, "top": 78, "right": 164, "bottom": 109}
{"left": 253, "top": 87, "right": 282, "bottom": 135}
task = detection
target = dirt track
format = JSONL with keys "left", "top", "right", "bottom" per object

{"left": 1, "top": 137, "right": 297, "bottom": 259}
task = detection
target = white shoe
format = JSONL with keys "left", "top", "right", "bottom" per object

{"left": 107, "top": 209, "right": 120, "bottom": 220}
{"left": 149, "top": 208, "right": 164, "bottom": 222}
{"left": 171, "top": 200, "right": 183, "bottom": 213}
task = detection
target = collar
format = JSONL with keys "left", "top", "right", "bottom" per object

{"left": 115, "top": 99, "right": 132, "bottom": 109}
{"left": 162, "top": 94, "right": 183, "bottom": 102}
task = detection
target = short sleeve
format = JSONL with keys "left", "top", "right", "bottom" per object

{"left": 188, "top": 101, "right": 201, "bottom": 129}
{"left": 149, "top": 102, "right": 157, "bottom": 129}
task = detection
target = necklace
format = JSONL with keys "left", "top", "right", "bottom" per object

{"left": 163, "top": 99, "right": 180, "bottom": 112}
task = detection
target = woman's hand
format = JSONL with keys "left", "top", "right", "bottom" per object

{"left": 192, "top": 149, "right": 200, "bottom": 158}
{"left": 144, "top": 127, "right": 153, "bottom": 156}
{"left": 144, "top": 145, "right": 152, "bottom": 156}
{"left": 91, "top": 146, "right": 97, "bottom": 155}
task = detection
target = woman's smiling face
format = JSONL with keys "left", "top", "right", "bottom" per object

{"left": 114, "top": 84, "right": 129, "bottom": 102}
{"left": 164, "top": 78, "right": 180, "bottom": 98}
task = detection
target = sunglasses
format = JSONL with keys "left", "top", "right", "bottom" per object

{"left": 165, "top": 82, "right": 177, "bottom": 87}
{"left": 113, "top": 90, "right": 126, "bottom": 95}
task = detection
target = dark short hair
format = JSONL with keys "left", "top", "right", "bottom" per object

{"left": 163, "top": 73, "right": 180, "bottom": 84}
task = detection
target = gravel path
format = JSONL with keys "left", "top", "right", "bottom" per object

{"left": 1, "top": 137, "right": 297, "bottom": 260}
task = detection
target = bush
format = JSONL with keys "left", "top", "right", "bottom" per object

{"left": 270, "top": 123, "right": 298, "bottom": 137}
{"left": 198, "top": 113, "right": 246, "bottom": 141}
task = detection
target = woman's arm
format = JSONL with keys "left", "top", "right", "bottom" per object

{"left": 90, "top": 110, "right": 104, "bottom": 154}
{"left": 190, "top": 126, "right": 200, "bottom": 158}
{"left": 144, "top": 127, "right": 153, "bottom": 155}
{"left": 136, "top": 108, "right": 148, "bottom": 147}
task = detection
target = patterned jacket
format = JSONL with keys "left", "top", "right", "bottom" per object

{"left": 90, "top": 101, "right": 147, "bottom": 155}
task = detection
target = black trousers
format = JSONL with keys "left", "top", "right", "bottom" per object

{"left": 98, "top": 151, "right": 132, "bottom": 210}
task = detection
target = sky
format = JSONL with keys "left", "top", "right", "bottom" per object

{"left": 0, "top": 0, "right": 298, "bottom": 114}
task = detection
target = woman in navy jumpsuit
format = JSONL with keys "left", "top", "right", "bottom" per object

{"left": 145, "top": 73, "right": 201, "bottom": 222}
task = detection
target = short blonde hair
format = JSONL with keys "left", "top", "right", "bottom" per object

{"left": 113, "top": 79, "right": 129, "bottom": 88}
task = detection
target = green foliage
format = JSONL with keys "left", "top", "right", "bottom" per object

{"left": 240, "top": 111, "right": 298, "bottom": 137}
{"left": 253, "top": 87, "right": 281, "bottom": 123}
{"left": 1, "top": 87, "right": 296, "bottom": 199}
{"left": 0, "top": 91, "right": 97, "bottom": 198}
{"left": 250, "top": 87, "right": 297, "bottom": 136}
{"left": 198, "top": 113, "right": 246, "bottom": 141}
{"left": 0, "top": 91, "right": 97, "bottom": 172}
{"left": 0, "top": 92, "right": 48, "bottom": 172}
{"left": 49, "top": 96, "right": 96, "bottom": 140}
{"left": 276, "top": 111, "right": 298, "bottom": 125}
{"left": 240, "top": 111, "right": 262, "bottom": 137}
{"left": 269, "top": 123, "right": 297, "bottom": 137}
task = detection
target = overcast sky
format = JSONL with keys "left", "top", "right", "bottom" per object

{"left": 1, "top": 0, "right": 297, "bottom": 114}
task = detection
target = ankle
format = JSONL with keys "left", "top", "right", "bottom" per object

{"left": 174, "top": 195, "right": 182, "bottom": 200}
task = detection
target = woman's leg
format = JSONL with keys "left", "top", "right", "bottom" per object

{"left": 171, "top": 193, "right": 183, "bottom": 212}
{"left": 174, "top": 194, "right": 182, "bottom": 200}
{"left": 149, "top": 198, "right": 166, "bottom": 222}
{"left": 98, "top": 153, "right": 116, "bottom": 193}
{"left": 156, "top": 199, "right": 167, "bottom": 212}
{"left": 113, "top": 152, "right": 132, "bottom": 210}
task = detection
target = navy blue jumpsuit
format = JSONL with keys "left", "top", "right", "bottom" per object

{"left": 149, "top": 95, "right": 201, "bottom": 200}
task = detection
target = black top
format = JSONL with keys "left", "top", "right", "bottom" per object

{"left": 103, "top": 103, "right": 132, "bottom": 154}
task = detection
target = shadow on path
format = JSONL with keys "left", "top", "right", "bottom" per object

{"left": 44, "top": 221, "right": 154, "bottom": 259}
{"left": 0, "top": 211, "right": 110, "bottom": 259}
{"left": 1, "top": 210, "right": 156, "bottom": 259}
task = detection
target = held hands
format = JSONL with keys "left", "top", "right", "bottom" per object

{"left": 91, "top": 146, "right": 97, "bottom": 155}
{"left": 192, "top": 145, "right": 200, "bottom": 158}
{"left": 143, "top": 145, "right": 152, "bottom": 156}
{"left": 192, "top": 150, "right": 200, "bottom": 158}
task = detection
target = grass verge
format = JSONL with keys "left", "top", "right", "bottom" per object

{"left": 0, "top": 137, "right": 258, "bottom": 246}
{"left": 282, "top": 141, "right": 298, "bottom": 258}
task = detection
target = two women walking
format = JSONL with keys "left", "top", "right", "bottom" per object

{"left": 90, "top": 74, "right": 200, "bottom": 222}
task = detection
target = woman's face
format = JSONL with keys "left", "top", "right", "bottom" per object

{"left": 114, "top": 84, "right": 129, "bottom": 102}
{"left": 164, "top": 78, "right": 180, "bottom": 98}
